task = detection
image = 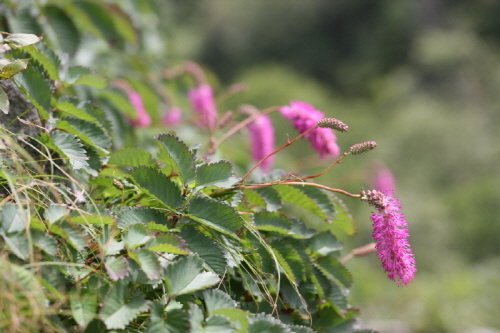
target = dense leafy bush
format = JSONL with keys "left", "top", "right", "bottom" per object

{"left": 0, "top": 2, "right": 413, "bottom": 332}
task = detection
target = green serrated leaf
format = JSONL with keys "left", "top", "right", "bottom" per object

{"left": 108, "top": 4, "right": 137, "bottom": 43}
{"left": 99, "top": 282, "right": 149, "bottom": 330}
{"left": 196, "top": 160, "right": 234, "bottom": 188}
{"left": 70, "top": 287, "right": 97, "bottom": 328}
{"left": 179, "top": 227, "right": 228, "bottom": 275}
{"left": 316, "top": 256, "right": 353, "bottom": 288}
{"left": 297, "top": 185, "right": 336, "bottom": 220}
{"left": 289, "top": 325, "right": 315, "bottom": 333}
{"left": 56, "top": 118, "right": 111, "bottom": 153}
{"left": 274, "top": 185, "right": 330, "bottom": 221}
{"left": 203, "top": 289, "right": 238, "bottom": 316}
{"left": 31, "top": 229, "right": 58, "bottom": 255}
{"left": 146, "top": 234, "right": 189, "bottom": 255}
{"left": 70, "top": 214, "right": 115, "bottom": 225}
{"left": 123, "top": 224, "right": 151, "bottom": 248}
{"left": 76, "top": 2, "right": 120, "bottom": 44}
{"left": 0, "top": 58, "right": 30, "bottom": 80}
{"left": 248, "top": 313, "right": 289, "bottom": 333}
{"left": 75, "top": 72, "right": 107, "bottom": 89}
{"left": 3, "top": 33, "right": 41, "bottom": 47}
{"left": 54, "top": 100, "right": 100, "bottom": 125}
{"left": 117, "top": 207, "right": 169, "bottom": 229}
{"left": 157, "top": 134, "right": 196, "bottom": 186}
{"left": 1, "top": 203, "right": 27, "bottom": 233}
{"left": 21, "top": 44, "right": 61, "bottom": 81}
{"left": 44, "top": 204, "right": 69, "bottom": 224}
{"left": 146, "top": 222, "right": 170, "bottom": 233}
{"left": 10, "top": 56, "right": 51, "bottom": 119}
{"left": 7, "top": 8, "right": 43, "bottom": 36}
{"left": 271, "top": 241, "right": 305, "bottom": 282}
{"left": 105, "top": 256, "right": 129, "bottom": 281}
{"left": 45, "top": 5, "right": 80, "bottom": 55}
{"left": 212, "top": 309, "right": 250, "bottom": 332}
{"left": 131, "top": 248, "right": 162, "bottom": 280}
{"left": 253, "top": 212, "right": 314, "bottom": 239}
{"left": 187, "top": 197, "right": 244, "bottom": 236}
{"left": 255, "top": 187, "right": 282, "bottom": 211}
{"left": 51, "top": 131, "right": 90, "bottom": 171}
{"left": 50, "top": 220, "right": 87, "bottom": 250}
{"left": 147, "top": 303, "right": 190, "bottom": 333}
{"left": 310, "top": 231, "right": 343, "bottom": 255}
{"left": 108, "top": 148, "right": 156, "bottom": 167}
{"left": 129, "top": 166, "right": 183, "bottom": 209}
{"left": 64, "top": 66, "right": 91, "bottom": 84}
{"left": 0, "top": 231, "right": 29, "bottom": 259}
{"left": 164, "top": 255, "right": 220, "bottom": 296}
{"left": 0, "top": 86, "right": 8, "bottom": 113}
{"left": 331, "top": 196, "right": 356, "bottom": 235}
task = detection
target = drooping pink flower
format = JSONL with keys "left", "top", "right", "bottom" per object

{"left": 372, "top": 166, "right": 396, "bottom": 195}
{"left": 279, "top": 101, "right": 339, "bottom": 158}
{"left": 248, "top": 114, "right": 275, "bottom": 173}
{"left": 128, "top": 90, "right": 151, "bottom": 128}
{"left": 188, "top": 83, "right": 218, "bottom": 129}
{"left": 162, "top": 106, "right": 183, "bottom": 126}
{"left": 365, "top": 190, "right": 416, "bottom": 286}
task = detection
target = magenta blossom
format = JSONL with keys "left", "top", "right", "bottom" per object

{"left": 248, "top": 114, "right": 275, "bottom": 173}
{"left": 279, "top": 101, "right": 339, "bottom": 158}
{"left": 162, "top": 106, "right": 183, "bottom": 126}
{"left": 188, "top": 83, "right": 218, "bottom": 129}
{"left": 128, "top": 90, "right": 151, "bottom": 128}
{"left": 366, "top": 190, "right": 416, "bottom": 286}
{"left": 372, "top": 166, "right": 396, "bottom": 195}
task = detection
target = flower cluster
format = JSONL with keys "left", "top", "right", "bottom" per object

{"left": 363, "top": 190, "right": 416, "bottom": 286}
{"left": 128, "top": 90, "right": 151, "bottom": 128}
{"left": 280, "top": 101, "right": 340, "bottom": 159}
{"left": 188, "top": 83, "right": 218, "bottom": 129}
{"left": 247, "top": 114, "right": 275, "bottom": 173}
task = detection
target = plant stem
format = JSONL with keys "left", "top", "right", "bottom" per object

{"left": 241, "top": 124, "right": 319, "bottom": 182}
{"left": 243, "top": 181, "right": 361, "bottom": 199}
{"left": 206, "top": 105, "right": 280, "bottom": 156}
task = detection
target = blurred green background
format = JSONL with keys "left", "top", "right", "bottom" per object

{"left": 162, "top": 1, "right": 500, "bottom": 332}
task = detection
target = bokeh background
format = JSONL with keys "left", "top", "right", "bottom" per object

{"left": 159, "top": 1, "right": 500, "bottom": 332}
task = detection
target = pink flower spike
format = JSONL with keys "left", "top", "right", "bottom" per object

{"left": 372, "top": 166, "right": 396, "bottom": 195}
{"left": 279, "top": 101, "right": 339, "bottom": 159}
{"left": 369, "top": 191, "right": 416, "bottom": 286}
{"left": 162, "top": 106, "right": 183, "bottom": 126}
{"left": 188, "top": 83, "right": 218, "bottom": 129}
{"left": 248, "top": 114, "right": 275, "bottom": 173}
{"left": 128, "top": 90, "right": 151, "bottom": 128}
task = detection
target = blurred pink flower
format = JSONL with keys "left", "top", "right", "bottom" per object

{"left": 248, "top": 114, "right": 275, "bottom": 173}
{"left": 373, "top": 167, "right": 396, "bottom": 194}
{"left": 188, "top": 83, "right": 218, "bottom": 129}
{"left": 128, "top": 90, "right": 151, "bottom": 128}
{"left": 162, "top": 106, "right": 183, "bottom": 126}
{"left": 367, "top": 190, "right": 416, "bottom": 286}
{"left": 279, "top": 101, "right": 339, "bottom": 158}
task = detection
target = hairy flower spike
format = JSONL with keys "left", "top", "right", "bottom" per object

{"left": 317, "top": 118, "right": 349, "bottom": 132}
{"left": 280, "top": 101, "right": 340, "bottom": 158}
{"left": 248, "top": 114, "right": 275, "bottom": 173}
{"left": 188, "top": 83, "right": 218, "bottom": 129}
{"left": 372, "top": 164, "right": 395, "bottom": 195}
{"left": 162, "top": 106, "right": 182, "bottom": 126}
{"left": 350, "top": 141, "right": 377, "bottom": 155}
{"left": 366, "top": 191, "right": 416, "bottom": 286}
{"left": 128, "top": 90, "right": 151, "bottom": 128}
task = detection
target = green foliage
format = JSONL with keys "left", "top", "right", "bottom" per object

{"left": 0, "top": 2, "right": 384, "bottom": 333}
